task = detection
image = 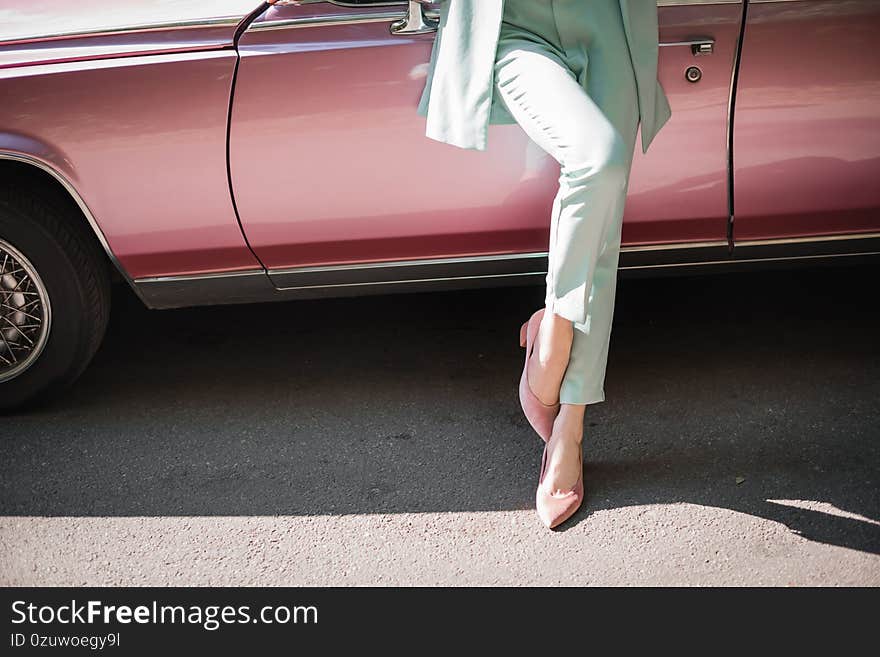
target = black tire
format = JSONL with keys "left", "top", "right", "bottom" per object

{"left": 0, "top": 182, "right": 111, "bottom": 413}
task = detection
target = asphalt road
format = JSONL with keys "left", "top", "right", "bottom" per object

{"left": 1, "top": 263, "right": 878, "bottom": 586}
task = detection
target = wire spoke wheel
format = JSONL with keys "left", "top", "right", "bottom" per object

{"left": 0, "top": 238, "right": 52, "bottom": 383}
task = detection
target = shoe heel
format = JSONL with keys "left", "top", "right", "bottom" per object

{"left": 519, "top": 320, "right": 528, "bottom": 348}
{"left": 518, "top": 308, "right": 559, "bottom": 443}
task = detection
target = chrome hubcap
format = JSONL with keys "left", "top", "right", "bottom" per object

{"left": 0, "top": 238, "right": 52, "bottom": 383}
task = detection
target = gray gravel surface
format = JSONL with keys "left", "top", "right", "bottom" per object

{"left": 1, "top": 263, "right": 878, "bottom": 585}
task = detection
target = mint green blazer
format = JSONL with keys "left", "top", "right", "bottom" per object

{"left": 415, "top": 0, "right": 671, "bottom": 153}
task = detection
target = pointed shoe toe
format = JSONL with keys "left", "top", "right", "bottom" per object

{"left": 536, "top": 476, "right": 584, "bottom": 529}
{"left": 535, "top": 444, "right": 584, "bottom": 530}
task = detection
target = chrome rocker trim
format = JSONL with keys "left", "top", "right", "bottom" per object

{"left": 0, "top": 17, "right": 243, "bottom": 47}
{"left": 132, "top": 234, "right": 880, "bottom": 310}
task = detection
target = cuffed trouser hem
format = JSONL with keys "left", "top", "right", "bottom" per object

{"left": 559, "top": 391, "right": 606, "bottom": 406}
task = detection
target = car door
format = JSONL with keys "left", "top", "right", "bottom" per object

{"left": 732, "top": 0, "right": 880, "bottom": 242}
{"left": 229, "top": 0, "right": 743, "bottom": 289}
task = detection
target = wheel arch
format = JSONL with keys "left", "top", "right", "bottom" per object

{"left": 0, "top": 152, "right": 143, "bottom": 299}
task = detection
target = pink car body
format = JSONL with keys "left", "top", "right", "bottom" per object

{"left": 0, "top": 0, "right": 880, "bottom": 411}
{"left": 1, "top": 0, "right": 878, "bottom": 310}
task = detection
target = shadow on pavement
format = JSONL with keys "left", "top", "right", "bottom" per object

{"left": 2, "top": 263, "right": 878, "bottom": 554}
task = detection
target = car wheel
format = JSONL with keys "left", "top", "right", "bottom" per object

{"left": 0, "top": 186, "right": 111, "bottom": 412}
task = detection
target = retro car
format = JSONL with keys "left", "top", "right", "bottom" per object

{"left": 1, "top": 0, "right": 878, "bottom": 411}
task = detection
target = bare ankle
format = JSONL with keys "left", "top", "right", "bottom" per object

{"left": 556, "top": 403, "right": 586, "bottom": 441}
{"left": 536, "top": 313, "right": 573, "bottom": 363}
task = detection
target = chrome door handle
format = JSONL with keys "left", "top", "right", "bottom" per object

{"left": 390, "top": 1, "right": 439, "bottom": 35}
{"left": 659, "top": 37, "right": 715, "bottom": 56}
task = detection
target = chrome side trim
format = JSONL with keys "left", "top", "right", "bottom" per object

{"left": 726, "top": 231, "right": 880, "bottom": 264}
{"left": 622, "top": 251, "right": 880, "bottom": 271}
{"left": 265, "top": 243, "right": 733, "bottom": 290}
{"left": 622, "top": 240, "right": 727, "bottom": 252}
{"left": 133, "top": 270, "right": 276, "bottom": 310}
{"left": 251, "top": 2, "right": 740, "bottom": 33}
{"left": 135, "top": 233, "right": 877, "bottom": 285}
{"left": 276, "top": 270, "right": 544, "bottom": 291}
{"left": 736, "top": 232, "right": 880, "bottom": 246}
{"left": 0, "top": 2, "right": 735, "bottom": 52}
{"left": 0, "top": 152, "right": 145, "bottom": 303}
{"left": 267, "top": 252, "right": 550, "bottom": 290}
{"left": 249, "top": 12, "right": 404, "bottom": 32}
{"left": 134, "top": 269, "right": 266, "bottom": 284}
{"left": 133, "top": 241, "right": 725, "bottom": 285}
{"left": 248, "top": 1, "right": 742, "bottom": 33}
{"left": 272, "top": 250, "right": 546, "bottom": 275}
{"left": 130, "top": 233, "right": 880, "bottom": 309}
{"left": 0, "top": 17, "right": 243, "bottom": 47}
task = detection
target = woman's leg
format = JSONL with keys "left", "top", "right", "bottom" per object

{"left": 494, "top": 29, "right": 639, "bottom": 492}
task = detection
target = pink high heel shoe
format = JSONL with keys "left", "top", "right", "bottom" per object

{"left": 518, "top": 308, "right": 560, "bottom": 443}
{"left": 535, "top": 440, "right": 584, "bottom": 529}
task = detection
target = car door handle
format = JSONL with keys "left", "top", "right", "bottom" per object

{"left": 391, "top": 0, "right": 439, "bottom": 35}
{"left": 659, "top": 37, "right": 715, "bottom": 56}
